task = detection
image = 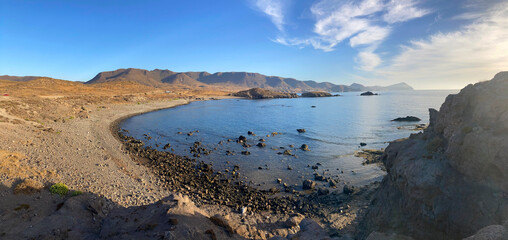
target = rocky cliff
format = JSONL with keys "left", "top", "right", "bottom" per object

{"left": 360, "top": 72, "right": 508, "bottom": 239}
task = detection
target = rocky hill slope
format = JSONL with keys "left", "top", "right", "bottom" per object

{"left": 360, "top": 72, "right": 508, "bottom": 239}
{"left": 85, "top": 68, "right": 413, "bottom": 92}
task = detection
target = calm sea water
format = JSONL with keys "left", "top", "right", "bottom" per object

{"left": 120, "top": 90, "right": 457, "bottom": 191}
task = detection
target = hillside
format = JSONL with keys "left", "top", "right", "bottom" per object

{"left": 85, "top": 68, "right": 414, "bottom": 92}
{"left": 0, "top": 75, "right": 45, "bottom": 82}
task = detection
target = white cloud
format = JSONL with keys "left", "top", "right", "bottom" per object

{"left": 383, "top": 0, "right": 431, "bottom": 23}
{"left": 356, "top": 50, "right": 382, "bottom": 71}
{"left": 350, "top": 26, "right": 391, "bottom": 47}
{"left": 254, "top": 0, "right": 285, "bottom": 31}
{"left": 379, "top": 2, "right": 508, "bottom": 89}
{"left": 267, "top": 0, "right": 429, "bottom": 72}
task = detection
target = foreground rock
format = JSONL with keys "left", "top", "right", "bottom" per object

{"left": 355, "top": 149, "right": 384, "bottom": 165}
{"left": 360, "top": 72, "right": 508, "bottom": 239}
{"left": 232, "top": 88, "right": 298, "bottom": 99}
{"left": 301, "top": 91, "right": 333, "bottom": 97}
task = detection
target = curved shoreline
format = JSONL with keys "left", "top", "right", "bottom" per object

{"left": 109, "top": 100, "right": 191, "bottom": 143}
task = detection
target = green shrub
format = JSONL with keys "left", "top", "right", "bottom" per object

{"left": 71, "top": 190, "right": 83, "bottom": 196}
{"left": 49, "top": 183, "right": 69, "bottom": 196}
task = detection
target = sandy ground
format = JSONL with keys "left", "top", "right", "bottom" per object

{"left": 0, "top": 99, "right": 192, "bottom": 208}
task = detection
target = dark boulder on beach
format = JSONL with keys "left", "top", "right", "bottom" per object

{"left": 391, "top": 116, "right": 421, "bottom": 122}
{"left": 360, "top": 91, "right": 378, "bottom": 96}
{"left": 237, "top": 135, "right": 247, "bottom": 143}
{"left": 297, "top": 129, "right": 306, "bottom": 133}
{"left": 302, "top": 180, "right": 316, "bottom": 190}
{"left": 256, "top": 142, "right": 266, "bottom": 148}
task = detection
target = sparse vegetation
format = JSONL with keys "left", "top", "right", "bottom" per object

{"left": 71, "top": 190, "right": 83, "bottom": 196}
{"left": 49, "top": 183, "right": 69, "bottom": 196}
{"left": 462, "top": 126, "right": 473, "bottom": 134}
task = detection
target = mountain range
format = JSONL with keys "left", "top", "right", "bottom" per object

{"left": 86, "top": 68, "right": 413, "bottom": 92}
{"left": 2, "top": 68, "right": 414, "bottom": 92}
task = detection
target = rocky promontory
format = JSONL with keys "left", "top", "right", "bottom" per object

{"left": 232, "top": 88, "right": 298, "bottom": 99}
{"left": 360, "top": 72, "right": 508, "bottom": 239}
{"left": 300, "top": 91, "right": 333, "bottom": 97}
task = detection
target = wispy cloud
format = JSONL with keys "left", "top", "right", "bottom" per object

{"left": 379, "top": 2, "right": 508, "bottom": 89}
{"left": 383, "top": 0, "right": 431, "bottom": 23}
{"left": 266, "top": 0, "right": 430, "bottom": 71}
{"left": 254, "top": 0, "right": 285, "bottom": 31}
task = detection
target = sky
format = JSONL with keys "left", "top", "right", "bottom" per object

{"left": 1, "top": 0, "right": 507, "bottom": 89}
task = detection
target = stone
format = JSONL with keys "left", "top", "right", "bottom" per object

{"left": 317, "top": 188, "right": 329, "bottom": 195}
{"left": 328, "top": 179, "right": 337, "bottom": 187}
{"left": 285, "top": 213, "right": 305, "bottom": 228}
{"left": 297, "top": 129, "right": 306, "bottom": 133}
{"left": 300, "top": 144, "right": 310, "bottom": 151}
{"left": 343, "top": 185, "right": 354, "bottom": 194}
{"left": 314, "top": 174, "right": 326, "bottom": 181}
{"left": 302, "top": 180, "right": 316, "bottom": 190}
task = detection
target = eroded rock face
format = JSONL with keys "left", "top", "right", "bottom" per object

{"left": 232, "top": 88, "right": 298, "bottom": 99}
{"left": 360, "top": 72, "right": 508, "bottom": 240}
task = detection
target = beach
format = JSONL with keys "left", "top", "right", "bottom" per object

{"left": 0, "top": 92, "right": 375, "bottom": 239}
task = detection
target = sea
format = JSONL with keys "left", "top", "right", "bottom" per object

{"left": 120, "top": 90, "right": 458, "bottom": 191}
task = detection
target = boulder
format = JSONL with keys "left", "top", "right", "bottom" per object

{"left": 302, "top": 180, "right": 316, "bottom": 190}
{"left": 300, "top": 144, "right": 310, "bottom": 151}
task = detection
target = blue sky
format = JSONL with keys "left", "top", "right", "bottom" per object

{"left": 1, "top": 0, "right": 507, "bottom": 89}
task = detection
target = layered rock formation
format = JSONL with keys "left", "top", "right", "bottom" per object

{"left": 300, "top": 91, "right": 333, "bottom": 97}
{"left": 360, "top": 72, "right": 508, "bottom": 239}
{"left": 232, "top": 88, "right": 298, "bottom": 99}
